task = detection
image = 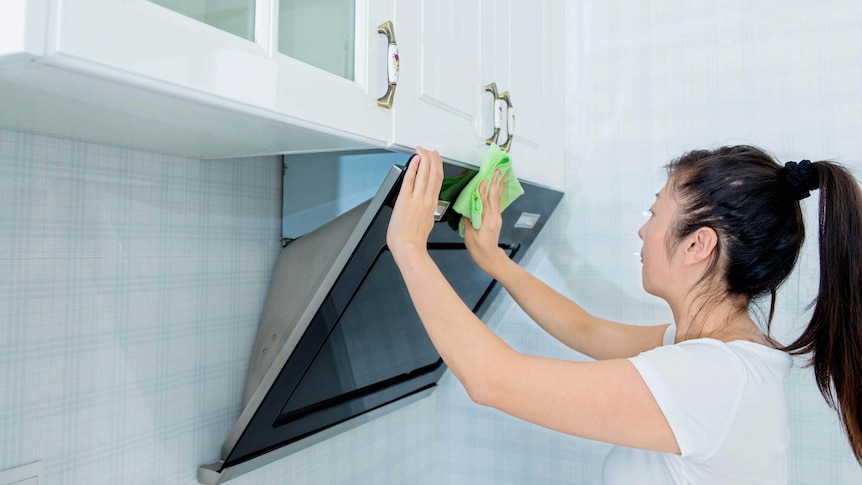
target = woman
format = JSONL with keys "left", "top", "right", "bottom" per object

{"left": 386, "top": 145, "right": 862, "bottom": 483}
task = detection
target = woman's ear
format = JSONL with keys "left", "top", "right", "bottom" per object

{"left": 683, "top": 227, "right": 718, "bottom": 265}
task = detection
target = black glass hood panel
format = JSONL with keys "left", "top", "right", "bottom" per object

{"left": 199, "top": 157, "right": 563, "bottom": 484}
{"left": 277, "top": 246, "right": 502, "bottom": 420}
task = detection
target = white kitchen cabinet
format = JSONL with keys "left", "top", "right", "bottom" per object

{"left": 55, "top": 0, "right": 396, "bottom": 145}
{"left": 0, "top": 0, "right": 564, "bottom": 184}
{"left": 53, "top": 0, "right": 277, "bottom": 111}
{"left": 0, "top": 0, "right": 396, "bottom": 157}
{"left": 392, "top": 0, "right": 565, "bottom": 191}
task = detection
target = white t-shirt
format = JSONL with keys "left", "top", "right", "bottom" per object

{"left": 602, "top": 324, "right": 793, "bottom": 484}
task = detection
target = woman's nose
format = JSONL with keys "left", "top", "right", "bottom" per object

{"left": 637, "top": 224, "right": 645, "bottom": 240}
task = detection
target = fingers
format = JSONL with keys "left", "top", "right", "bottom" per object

{"left": 482, "top": 169, "right": 506, "bottom": 215}
{"left": 413, "top": 146, "right": 431, "bottom": 196}
{"left": 426, "top": 148, "right": 442, "bottom": 198}
{"left": 477, "top": 178, "right": 491, "bottom": 214}
{"left": 399, "top": 153, "right": 420, "bottom": 203}
{"left": 414, "top": 146, "right": 443, "bottom": 200}
{"left": 488, "top": 170, "right": 500, "bottom": 214}
{"left": 431, "top": 149, "right": 443, "bottom": 193}
{"left": 496, "top": 172, "right": 506, "bottom": 211}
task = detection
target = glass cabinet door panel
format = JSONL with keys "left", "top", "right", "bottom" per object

{"left": 148, "top": 0, "right": 255, "bottom": 41}
{"left": 279, "top": 0, "right": 356, "bottom": 81}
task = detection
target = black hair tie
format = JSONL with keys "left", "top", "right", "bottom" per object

{"left": 782, "top": 160, "right": 819, "bottom": 200}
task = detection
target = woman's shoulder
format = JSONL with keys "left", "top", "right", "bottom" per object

{"left": 637, "top": 336, "right": 790, "bottom": 384}
{"left": 679, "top": 336, "right": 791, "bottom": 364}
{"left": 651, "top": 336, "right": 792, "bottom": 386}
{"left": 640, "top": 338, "right": 748, "bottom": 375}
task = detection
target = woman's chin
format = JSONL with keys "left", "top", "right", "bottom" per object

{"left": 641, "top": 276, "right": 658, "bottom": 297}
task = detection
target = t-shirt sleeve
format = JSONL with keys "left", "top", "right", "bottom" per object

{"left": 628, "top": 339, "right": 746, "bottom": 461}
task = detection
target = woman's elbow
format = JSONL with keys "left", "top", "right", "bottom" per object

{"left": 453, "top": 344, "right": 518, "bottom": 407}
{"left": 461, "top": 358, "right": 512, "bottom": 407}
{"left": 464, "top": 378, "right": 495, "bottom": 406}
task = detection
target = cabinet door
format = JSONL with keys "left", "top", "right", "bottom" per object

{"left": 392, "top": 0, "right": 486, "bottom": 164}
{"left": 55, "top": 0, "right": 277, "bottom": 110}
{"left": 274, "top": 0, "right": 394, "bottom": 145}
{"left": 481, "top": 0, "right": 565, "bottom": 191}
{"left": 53, "top": 0, "right": 393, "bottom": 146}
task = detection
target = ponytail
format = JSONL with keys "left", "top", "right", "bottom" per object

{"left": 782, "top": 161, "right": 862, "bottom": 464}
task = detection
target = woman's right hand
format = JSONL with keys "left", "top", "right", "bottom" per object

{"left": 464, "top": 170, "right": 510, "bottom": 278}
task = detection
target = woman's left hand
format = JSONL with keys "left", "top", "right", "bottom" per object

{"left": 386, "top": 146, "right": 444, "bottom": 259}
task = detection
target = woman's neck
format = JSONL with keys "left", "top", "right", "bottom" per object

{"left": 670, "top": 294, "right": 769, "bottom": 345}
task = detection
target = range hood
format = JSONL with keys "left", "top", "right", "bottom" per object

{"left": 199, "top": 156, "right": 563, "bottom": 484}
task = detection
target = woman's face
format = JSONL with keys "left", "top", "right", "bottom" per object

{"left": 638, "top": 182, "right": 680, "bottom": 298}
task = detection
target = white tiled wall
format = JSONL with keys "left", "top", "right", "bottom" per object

{"left": 434, "top": 1, "right": 862, "bottom": 483}
{"left": 0, "top": 128, "right": 438, "bottom": 484}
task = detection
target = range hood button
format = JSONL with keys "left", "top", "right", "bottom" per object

{"left": 514, "top": 212, "right": 541, "bottom": 229}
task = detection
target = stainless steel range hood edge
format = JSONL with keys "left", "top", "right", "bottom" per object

{"left": 199, "top": 387, "right": 433, "bottom": 485}
{"left": 202, "top": 165, "right": 404, "bottom": 478}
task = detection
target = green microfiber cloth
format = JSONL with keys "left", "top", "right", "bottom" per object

{"left": 439, "top": 171, "right": 475, "bottom": 233}
{"left": 451, "top": 144, "right": 524, "bottom": 237}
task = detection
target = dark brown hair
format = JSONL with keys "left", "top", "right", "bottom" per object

{"left": 666, "top": 145, "right": 862, "bottom": 464}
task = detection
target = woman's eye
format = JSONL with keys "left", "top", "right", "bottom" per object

{"left": 642, "top": 209, "right": 654, "bottom": 218}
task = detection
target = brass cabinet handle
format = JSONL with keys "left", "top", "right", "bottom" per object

{"left": 485, "top": 83, "right": 502, "bottom": 145}
{"left": 499, "top": 91, "right": 514, "bottom": 152}
{"left": 377, "top": 21, "right": 399, "bottom": 109}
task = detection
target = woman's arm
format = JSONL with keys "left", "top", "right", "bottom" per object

{"left": 387, "top": 147, "right": 679, "bottom": 454}
{"left": 463, "top": 171, "right": 668, "bottom": 360}
{"left": 481, "top": 252, "right": 669, "bottom": 360}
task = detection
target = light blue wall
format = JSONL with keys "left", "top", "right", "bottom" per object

{"left": 281, "top": 150, "right": 406, "bottom": 238}
{"left": 0, "top": 128, "right": 438, "bottom": 484}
